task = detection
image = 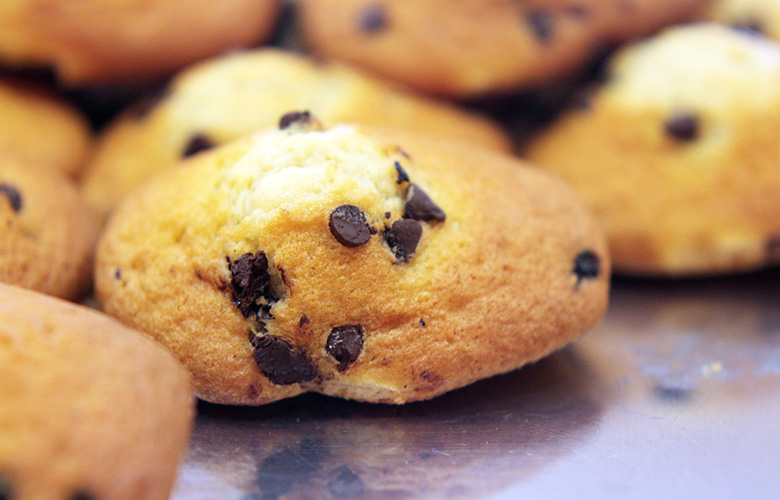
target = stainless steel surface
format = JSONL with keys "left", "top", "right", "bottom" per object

{"left": 172, "top": 270, "right": 780, "bottom": 499}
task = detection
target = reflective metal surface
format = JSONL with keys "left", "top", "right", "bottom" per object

{"left": 172, "top": 269, "right": 780, "bottom": 499}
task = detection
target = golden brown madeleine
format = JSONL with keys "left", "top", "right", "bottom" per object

{"left": 0, "top": 283, "right": 194, "bottom": 500}
{"left": 0, "top": 0, "right": 281, "bottom": 85}
{"left": 0, "top": 79, "right": 92, "bottom": 178}
{"left": 1, "top": 157, "right": 99, "bottom": 300}
{"left": 95, "top": 115, "right": 609, "bottom": 406}
{"left": 80, "top": 48, "right": 512, "bottom": 220}
{"left": 298, "top": 0, "right": 707, "bottom": 97}
{"left": 527, "top": 24, "right": 780, "bottom": 275}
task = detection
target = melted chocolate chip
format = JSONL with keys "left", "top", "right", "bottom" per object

{"left": 404, "top": 185, "right": 446, "bottom": 222}
{"left": 0, "top": 184, "right": 22, "bottom": 212}
{"left": 182, "top": 133, "right": 214, "bottom": 158}
{"left": 664, "top": 113, "right": 699, "bottom": 142}
{"left": 229, "top": 252, "right": 271, "bottom": 317}
{"left": 359, "top": 3, "right": 387, "bottom": 33}
{"left": 394, "top": 161, "right": 410, "bottom": 184}
{"left": 326, "top": 325, "right": 364, "bottom": 371}
{"left": 573, "top": 250, "right": 600, "bottom": 286}
{"left": 252, "top": 336, "right": 317, "bottom": 385}
{"left": 526, "top": 10, "right": 554, "bottom": 43}
{"left": 327, "top": 465, "right": 366, "bottom": 498}
{"left": 279, "top": 110, "right": 312, "bottom": 129}
{"left": 384, "top": 219, "right": 422, "bottom": 263}
{"left": 329, "top": 205, "right": 373, "bottom": 247}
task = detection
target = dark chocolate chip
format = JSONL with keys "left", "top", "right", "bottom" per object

{"left": 0, "top": 475, "right": 13, "bottom": 500}
{"left": 299, "top": 314, "right": 310, "bottom": 327}
{"left": 114, "top": 268, "right": 122, "bottom": 280}
{"left": 181, "top": 133, "right": 214, "bottom": 158}
{"left": 421, "top": 371, "right": 429, "bottom": 379}
{"left": 326, "top": 325, "right": 364, "bottom": 372}
{"left": 664, "top": 112, "right": 699, "bottom": 142}
{"left": 327, "top": 465, "right": 366, "bottom": 498}
{"left": 394, "top": 161, "right": 410, "bottom": 184}
{"left": 229, "top": 252, "right": 271, "bottom": 317}
{"left": 384, "top": 212, "right": 391, "bottom": 219}
{"left": 252, "top": 335, "right": 317, "bottom": 385}
{"left": 526, "top": 10, "right": 554, "bottom": 43}
{"left": 384, "top": 219, "right": 422, "bottom": 263}
{"left": 573, "top": 250, "right": 600, "bottom": 287}
{"left": 0, "top": 183, "right": 23, "bottom": 212}
{"left": 404, "top": 184, "right": 446, "bottom": 222}
{"left": 329, "top": 205, "right": 373, "bottom": 247}
{"left": 732, "top": 19, "right": 765, "bottom": 37}
{"left": 359, "top": 3, "right": 388, "bottom": 33}
{"left": 419, "top": 318, "right": 426, "bottom": 327}
{"left": 279, "top": 110, "right": 312, "bottom": 129}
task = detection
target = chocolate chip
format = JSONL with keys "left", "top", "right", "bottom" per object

{"left": 404, "top": 185, "right": 446, "bottom": 222}
{"left": 182, "top": 133, "right": 214, "bottom": 158}
{"left": 732, "top": 19, "right": 765, "bottom": 37}
{"left": 326, "top": 325, "right": 364, "bottom": 371}
{"left": 279, "top": 110, "right": 312, "bottom": 129}
{"left": 419, "top": 318, "right": 426, "bottom": 327}
{"left": 526, "top": 10, "right": 554, "bottom": 43}
{"left": 329, "top": 205, "right": 373, "bottom": 247}
{"left": 229, "top": 252, "right": 271, "bottom": 317}
{"left": 664, "top": 113, "right": 699, "bottom": 141}
{"left": 384, "top": 219, "right": 422, "bottom": 263}
{"left": 394, "top": 161, "right": 410, "bottom": 184}
{"left": 359, "top": 3, "right": 387, "bottom": 33}
{"left": 252, "top": 336, "right": 317, "bottom": 385}
{"left": 573, "top": 250, "right": 600, "bottom": 287}
{"left": 299, "top": 314, "right": 310, "bottom": 327}
{"left": 384, "top": 212, "right": 391, "bottom": 219}
{"left": 327, "top": 465, "right": 366, "bottom": 498}
{"left": 114, "top": 268, "right": 122, "bottom": 280}
{"left": 0, "top": 184, "right": 22, "bottom": 212}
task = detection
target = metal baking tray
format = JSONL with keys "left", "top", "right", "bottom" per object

{"left": 171, "top": 268, "right": 780, "bottom": 499}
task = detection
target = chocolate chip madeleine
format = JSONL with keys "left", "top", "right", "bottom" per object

{"left": 94, "top": 114, "right": 609, "bottom": 405}
{"left": 0, "top": 283, "right": 193, "bottom": 500}
{"left": 526, "top": 24, "right": 780, "bottom": 275}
